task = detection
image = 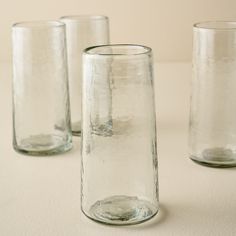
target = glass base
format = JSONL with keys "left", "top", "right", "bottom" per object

{"left": 72, "top": 121, "right": 81, "bottom": 136}
{"left": 14, "top": 134, "right": 72, "bottom": 156}
{"left": 83, "top": 195, "right": 158, "bottom": 225}
{"left": 190, "top": 147, "right": 236, "bottom": 168}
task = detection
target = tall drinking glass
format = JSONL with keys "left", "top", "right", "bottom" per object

{"left": 81, "top": 44, "right": 159, "bottom": 225}
{"left": 189, "top": 21, "right": 236, "bottom": 167}
{"left": 60, "top": 15, "right": 109, "bottom": 136}
{"left": 12, "top": 21, "right": 72, "bottom": 155}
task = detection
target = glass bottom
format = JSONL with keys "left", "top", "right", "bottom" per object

{"left": 190, "top": 147, "right": 236, "bottom": 168}
{"left": 14, "top": 134, "right": 72, "bottom": 156}
{"left": 72, "top": 121, "right": 81, "bottom": 136}
{"left": 83, "top": 195, "right": 158, "bottom": 225}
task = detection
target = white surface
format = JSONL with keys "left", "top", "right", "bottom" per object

{"left": 1, "top": 63, "right": 236, "bottom": 235}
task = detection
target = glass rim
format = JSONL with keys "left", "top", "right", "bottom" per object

{"left": 194, "top": 21, "right": 236, "bottom": 30}
{"left": 60, "top": 15, "right": 108, "bottom": 22}
{"left": 84, "top": 44, "right": 152, "bottom": 56}
{"left": 12, "top": 20, "right": 65, "bottom": 29}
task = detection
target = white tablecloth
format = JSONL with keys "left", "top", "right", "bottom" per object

{"left": 0, "top": 62, "right": 235, "bottom": 236}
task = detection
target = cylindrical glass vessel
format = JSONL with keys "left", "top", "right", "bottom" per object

{"left": 60, "top": 15, "right": 109, "bottom": 136}
{"left": 12, "top": 21, "right": 72, "bottom": 155}
{"left": 189, "top": 21, "right": 236, "bottom": 167}
{"left": 81, "top": 44, "right": 159, "bottom": 225}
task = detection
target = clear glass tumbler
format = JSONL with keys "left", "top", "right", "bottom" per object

{"left": 189, "top": 21, "right": 236, "bottom": 167}
{"left": 60, "top": 15, "right": 109, "bottom": 136}
{"left": 81, "top": 44, "right": 159, "bottom": 225}
{"left": 12, "top": 21, "right": 72, "bottom": 156}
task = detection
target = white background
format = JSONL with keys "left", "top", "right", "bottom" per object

{"left": 1, "top": 2, "right": 236, "bottom": 234}
{"left": 1, "top": 0, "right": 236, "bottom": 62}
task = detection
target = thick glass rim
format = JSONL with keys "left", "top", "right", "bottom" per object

{"left": 194, "top": 21, "right": 236, "bottom": 30}
{"left": 60, "top": 15, "right": 108, "bottom": 22}
{"left": 12, "top": 20, "right": 65, "bottom": 29}
{"left": 84, "top": 44, "right": 152, "bottom": 56}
